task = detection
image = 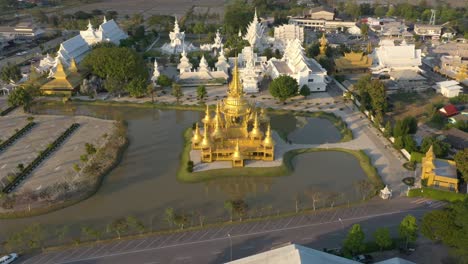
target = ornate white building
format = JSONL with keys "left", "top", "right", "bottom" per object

{"left": 371, "top": 39, "right": 422, "bottom": 74}
{"left": 161, "top": 17, "right": 196, "bottom": 54}
{"left": 243, "top": 9, "right": 266, "bottom": 50}
{"left": 215, "top": 49, "right": 230, "bottom": 73}
{"left": 42, "top": 17, "right": 128, "bottom": 77}
{"left": 178, "top": 53, "right": 228, "bottom": 84}
{"left": 200, "top": 29, "right": 223, "bottom": 52}
{"left": 267, "top": 39, "right": 328, "bottom": 92}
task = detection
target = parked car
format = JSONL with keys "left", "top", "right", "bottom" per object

{"left": 323, "top": 247, "right": 343, "bottom": 256}
{"left": 0, "top": 253, "right": 18, "bottom": 264}
{"left": 352, "top": 254, "right": 373, "bottom": 263}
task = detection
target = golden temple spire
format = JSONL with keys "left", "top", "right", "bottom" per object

{"left": 319, "top": 33, "right": 327, "bottom": 56}
{"left": 54, "top": 58, "right": 68, "bottom": 80}
{"left": 192, "top": 122, "right": 202, "bottom": 145}
{"left": 263, "top": 122, "right": 274, "bottom": 148}
{"left": 200, "top": 122, "right": 212, "bottom": 149}
{"left": 232, "top": 139, "right": 242, "bottom": 160}
{"left": 212, "top": 110, "right": 224, "bottom": 140}
{"left": 228, "top": 58, "right": 243, "bottom": 97}
{"left": 69, "top": 57, "right": 78, "bottom": 73}
{"left": 249, "top": 111, "right": 263, "bottom": 139}
{"left": 202, "top": 104, "right": 212, "bottom": 125}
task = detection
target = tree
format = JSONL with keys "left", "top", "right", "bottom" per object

{"left": 8, "top": 88, "right": 33, "bottom": 111}
{"left": 126, "top": 216, "right": 145, "bottom": 234}
{"left": 354, "top": 179, "right": 375, "bottom": 201}
{"left": 231, "top": 200, "right": 248, "bottom": 221}
{"left": 399, "top": 215, "right": 418, "bottom": 250}
{"left": 383, "top": 121, "right": 392, "bottom": 138}
{"left": 421, "top": 210, "right": 454, "bottom": 242}
{"left": 374, "top": 6, "right": 387, "bottom": 17}
{"left": 269, "top": 75, "right": 298, "bottom": 103}
{"left": 343, "top": 224, "right": 365, "bottom": 256}
{"left": 454, "top": 149, "right": 468, "bottom": 182}
{"left": 1, "top": 64, "right": 21, "bottom": 83}
{"left": 223, "top": 0, "right": 253, "bottom": 35}
{"left": 81, "top": 226, "right": 101, "bottom": 241}
{"left": 196, "top": 85, "right": 207, "bottom": 101}
{"left": 420, "top": 136, "right": 450, "bottom": 158}
{"left": 171, "top": 83, "right": 183, "bottom": 103}
{"left": 193, "top": 22, "right": 205, "bottom": 41}
{"left": 126, "top": 77, "right": 147, "bottom": 98}
{"left": 165, "top": 207, "right": 175, "bottom": 227}
{"left": 374, "top": 227, "right": 392, "bottom": 251}
{"left": 224, "top": 200, "right": 233, "bottom": 222}
{"left": 299, "top": 85, "right": 311, "bottom": 98}
{"left": 402, "top": 134, "right": 417, "bottom": 152}
{"left": 157, "top": 74, "right": 172, "bottom": 87}
{"left": 107, "top": 218, "right": 128, "bottom": 239}
{"left": 360, "top": 23, "right": 369, "bottom": 38}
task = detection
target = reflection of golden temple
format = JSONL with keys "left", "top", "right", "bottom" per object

{"left": 319, "top": 33, "right": 327, "bottom": 56}
{"left": 334, "top": 51, "right": 373, "bottom": 74}
{"left": 191, "top": 60, "right": 275, "bottom": 167}
{"left": 41, "top": 58, "right": 83, "bottom": 95}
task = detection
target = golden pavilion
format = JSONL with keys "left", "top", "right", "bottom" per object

{"left": 41, "top": 58, "right": 83, "bottom": 95}
{"left": 421, "top": 145, "right": 459, "bottom": 192}
{"left": 191, "top": 61, "right": 275, "bottom": 167}
{"left": 334, "top": 51, "right": 373, "bottom": 74}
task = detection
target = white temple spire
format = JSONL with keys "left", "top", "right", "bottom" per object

{"left": 87, "top": 20, "right": 94, "bottom": 31}
{"left": 151, "top": 58, "right": 160, "bottom": 82}
{"left": 103, "top": 16, "right": 107, "bottom": 23}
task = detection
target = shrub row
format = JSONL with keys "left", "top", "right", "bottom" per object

{"left": 2, "top": 123, "right": 80, "bottom": 194}
{"left": 0, "top": 106, "right": 17, "bottom": 116}
{"left": 0, "top": 122, "right": 36, "bottom": 153}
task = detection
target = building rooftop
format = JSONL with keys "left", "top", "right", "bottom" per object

{"left": 271, "top": 60, "right": 293, "bottom": 74}
{"left": 434, "top": 159, "right": 457, "bottom": 178}
{"left": 389, "top": 70, "right": 425, "bottom": 81}
{"left": 443, "top": 128, "right": 468, "bottom": 149}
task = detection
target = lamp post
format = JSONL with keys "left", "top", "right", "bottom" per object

{"left": 338, "top": 217, "right": 344, "bottom": 230}
{"left": 228, "top": 233, "right": 232, "bottom": 261}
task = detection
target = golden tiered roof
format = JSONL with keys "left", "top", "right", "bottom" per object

{"left": 191, "top": 59, "right": 274, "bottom": 167}
{"left": 334, "top": 51, "right": 373, "bottom": 73}
{"left": 41, "top": 58, "right": 83, "bottom": 95}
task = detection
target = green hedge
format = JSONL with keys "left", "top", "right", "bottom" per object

{"left": 410, "top": 152, "right": 424, "bottom": 163}
{"left": 408, "top": 187, "right": 467, "bottom": 202}
{"left": 0, "top": 122, "right": 36, "bottom": 152}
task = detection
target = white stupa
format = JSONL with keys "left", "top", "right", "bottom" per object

{"left": 200, "top": 29, "right": 223, "bottom": 51}
{"left": 215, "top": 48, "right": 230, "bottom": 73}
{"left": 177, "top": 49, "right": 193, "bottom": 73}
{"left": 161, "top": 17, "right": 197, "bottom": 54}
{"left": 243, "top": 9, "right": 266, "bottom": 50}
{"left": 151, "top": 59, "right": 160, "bottom": 83}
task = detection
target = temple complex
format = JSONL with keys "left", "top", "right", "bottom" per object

{"left": 229, "top": 46, "right": 268, "bottom": 93}
{"left": 191, "top": 61, "right": 274, "bottom": 167}
{"left": 421, "top": 145, "right": 459, "bottom": 192}
{"left": 40, "top": 58, "right": 82, "bottom": 95}
{"left": 161, "top": 17, "right": 196, "bottom": 54}
{"left": 334, "top": 51, "right": 373, "bottom": 74}
{"left": 267, "top": 39, "right": 328, "bottom": 92}
{"left": 178, "top": 54, "right": 229, "bottom": 84}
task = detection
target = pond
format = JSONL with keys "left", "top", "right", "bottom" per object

{"left": 0, "top": 104, "right": 365, "bottom": 242}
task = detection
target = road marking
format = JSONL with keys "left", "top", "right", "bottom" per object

{"left": 144, "top": 237, "right": 161, "bottom": 249}
{"left": 283, "top": 217, "right": 294, "bottom": 228}
{"left": 210, "top": 225, "right": 230, "bottom": 239}
{"left": 328, "top": 209, "right": 338, "bottom": 222}
{"left": 197, "top": 229, "right": 213, "bottom": 240}
{"left": 66, "top": 246, "right": 93, "bottom": 260}
{"left": 107, "top": 240, "right": 123, "bottom": 252}
{"left": 87, "top": 244, "right": 107, "bottom": 257}
{"left": 170, "top": 232, "right": 187, "bottom": 244}
{"left": 240, "top": 245, "right": 254, "bottom": 250}
{"left": 117, "top": 240, "right": 138, "bottom": 252}
{"left": 38, "top": 208, "right": 432, "bottom": 264}
{"left": 247, "top": 221, "right": 261, "bottom": 233}
{"left": 133, "top": 238, "right": 148, "bottom": 249}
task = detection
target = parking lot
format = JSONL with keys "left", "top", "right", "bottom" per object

{"left": 19, "top": 197, "right": 445, "bottom": 264}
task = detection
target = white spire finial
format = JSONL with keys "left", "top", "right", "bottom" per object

{"left": 103, "top": 16, "right": 107, "bottom": 23}
{"left": 254, "top": 8, "right": 258, "bottom": 21}
{"left": 87, "top": 19, "right": 93, "bottom": 31}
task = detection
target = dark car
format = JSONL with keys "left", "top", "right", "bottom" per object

{"left": 352, "top": 254, "right": 374, "bottom": 263}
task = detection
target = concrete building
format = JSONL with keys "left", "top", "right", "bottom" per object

{"left": 386, "top": 70, "right": 428, "bottom": 93}
{"left": 289, "top": 17, "right": 355, "bottom": 32}
{"left": 309, "top": 6, "right": 335, "bottom": 20}
{"left": 267, "top": 39, "right": 327, "bottom": 92}
{"left": 414, "top": 24, "right": 442, "bottom": 40}
{"left": 434, "top": 80, "right": 463, "bottom": 98}
{"left": 371, "top": 39, "right": 422, "bottom": 74}
{"left": 0, "top": 22, "right": 44, "bottom": 40}
{"left": 273, "top": 24, "right": 304, "bottom": 52}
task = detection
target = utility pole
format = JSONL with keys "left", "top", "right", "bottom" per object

{"left": 228, "top": 233, "right": 233, "bottom": 261}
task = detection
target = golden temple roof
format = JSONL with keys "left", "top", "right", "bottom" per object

{"left": 263, "top": 123, "right": 274, "bottom": 148}
{"left": 222, "top": 59, "right": 251, "bottom": 120}
{"left": 334, "top": 51, "right": 373, "bottom": 70}
{"left": 41, "top": 58, "right": 82, "bottom": 93}
{"left": 192, "top": 122, "right": 202, "bottom": 144}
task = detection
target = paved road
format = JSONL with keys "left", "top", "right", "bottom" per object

{"left": 18, "top": 197, "right": 444, "bottom": 264}
{"left": 0, "top": 37, "right": 65, "bottom": 68}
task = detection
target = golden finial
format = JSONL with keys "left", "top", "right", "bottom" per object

{"left": 228, "top": 58, "right": 243, "bottom": 97}
{"left": 200, "top": 122, "right": 212, "bottom": 149}
{"left": 202, "top": 104, "right": 212, "bottom": 125}
{"left": 249, "top": 111, "right": 263, "bottom": 139}
{"left": 211, "top": 111, "right": 224, "bottom": 140}
{"left": 192, "top": 122, "right": 202, "bottom": 144}
{"left": 263, "top": 122, "right": 274, "bottom": 148}
{"left": 232, "top": 139, "right": 242, "bottom": 160}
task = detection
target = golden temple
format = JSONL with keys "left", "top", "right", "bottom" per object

{"left": 191, "top": 61, "right": 275, "bottom": 167}
{"left": 334, "top": 51, "right": 373, "bottom": 74}
{"left": 41, "top": 58, "right": 83, "bottom": 95}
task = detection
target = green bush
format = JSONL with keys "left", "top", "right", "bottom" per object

{"left": 410, "top": 152, "right": 424, "bottom": 163}
{"left": 408, "top": 188, "right": 466, "bottom": 202}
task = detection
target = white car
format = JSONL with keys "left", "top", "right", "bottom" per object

{"left": 0, "top": 253, "right": 18, "bottom": 264}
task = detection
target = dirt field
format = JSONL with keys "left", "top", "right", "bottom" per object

{"left": 387, "top": 91, "right": 448, "bottom": 121}
{"left": 63, "top": 0, "right": 224, "bottom": 18}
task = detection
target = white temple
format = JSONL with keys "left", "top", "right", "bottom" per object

{"left": 200, "top": 29, "right": 223, "bottom": 52}
{"left": 243, "top": 9, "right": 266, "bottom": 50}
{"left": 42, "top": 17, "right": 128, "bottom": 77}
{"left": 161, "top": 17, "right": 196, "bottom": 54}
{"left": 229, "top": 46, "right": 268, "bottom": 93}
{"left": 267, "top": 39, "right": 328, "bottom": 92}
{"left": 215, "top": 49, "right": 230, "bottom": 73}
{"left": 371, "top": 39, "right": 422, "bottom": 74}
{"left": 178, "top": 53, "right": 228, "bottom": 84}
{"left": 273, "top": 24, "right": 304, "bottom": 52}
{"left": 151, "top": 59, "right": 160, "bottom": 84}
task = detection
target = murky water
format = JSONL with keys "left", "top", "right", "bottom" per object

{"left": 0, "top": 105, "right": 364, "bottom": 241}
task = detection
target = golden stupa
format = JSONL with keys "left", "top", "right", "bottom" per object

{"left": 191, "top": 61, "right": 275, "bottom": 167}
{"left": 319, "top": 33, "right": 328, "bottom": 56}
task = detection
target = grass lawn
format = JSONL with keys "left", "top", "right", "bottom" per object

{"left": 408, "top": 187, "right": 467, "bottom": 202}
